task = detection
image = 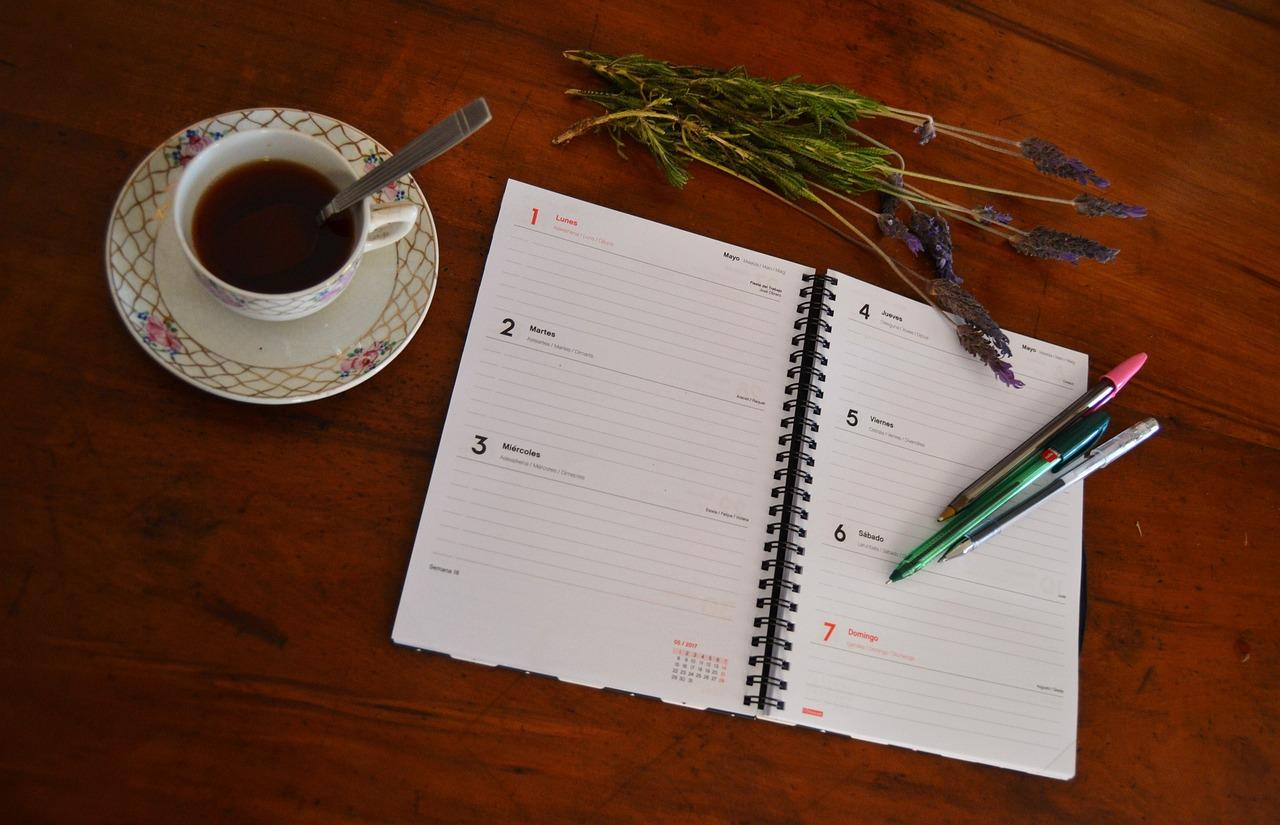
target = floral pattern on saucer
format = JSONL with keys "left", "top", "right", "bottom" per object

{"left": 339, "top": 340, "right": 399, "bottom": 378}
{"left": 106, "top": 108, "right": 439, "bottom": 404}
{"left": 363, "top": 154, "right": 408, "bottom": 204}
{"left": 137, "top": 311, "right": 184, "bottom": 359}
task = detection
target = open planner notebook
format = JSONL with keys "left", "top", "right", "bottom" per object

{"left": 394, "top": 180, "right": 1087, "bottom": 779}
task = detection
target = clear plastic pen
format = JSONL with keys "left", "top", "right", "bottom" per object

{"left": 940, "top": 418, "right": 1160, "bottom": 562}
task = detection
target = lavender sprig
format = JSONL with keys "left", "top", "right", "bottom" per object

{"left": 1074, "top": 193, "right": 1147, "bottom": 218}
{"left": 911, "top": 213, "right": 960, "bottom": 284}
{"left": 1019, "top": 138, "right": 1109, "bottom": 188}
{"left": 1012, "top": 227, "right": 1119, "bottom": 264}
{"left": 876, "top": 214, "right": 923, "bottom": 254}
{"left": 956, "top": 324, "right": 1024, "bottom": 389}
{"left": 975, "top": 204, "right": 1012, "bottom": 224}
{"left": 931, "top": 279, "right": 1011, "bottom": 357}
{"left": 914, "top": 117, "right": 937, "bottom": 144}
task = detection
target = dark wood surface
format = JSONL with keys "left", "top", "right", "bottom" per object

{"left": 3, "top": 0, "right": 1277, "bottom": 821}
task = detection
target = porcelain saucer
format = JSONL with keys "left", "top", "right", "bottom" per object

{"left": 105, "top": 108, "right": 439, "bottom": 404}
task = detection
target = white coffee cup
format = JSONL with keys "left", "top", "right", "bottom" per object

{"left": 172, "top": 129, "right": 418, "bottom": 321}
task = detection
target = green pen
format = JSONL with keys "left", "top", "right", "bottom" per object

{"left": 888, "top": 411, "right": 1111, "bottom": 583}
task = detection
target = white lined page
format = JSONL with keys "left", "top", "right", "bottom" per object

{"left": 779, "top": 275, "right": 1087, "bottom": 779}
{"left": 394, "top": 181, "right": 808, "bottom": 710}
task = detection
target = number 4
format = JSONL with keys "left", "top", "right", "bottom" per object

{"left": 859, "top": 303, "right": 870, "bottom": 319}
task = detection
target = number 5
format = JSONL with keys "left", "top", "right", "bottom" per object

{"left": 846, "top": 409, "right": 859, "bottom": 427}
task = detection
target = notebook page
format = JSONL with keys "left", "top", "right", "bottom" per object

{"left": 779, "top": 276, "right": 1087, "bottom": 778}
{"left": 394, "top": 180, "right": 808, "bottom": 711}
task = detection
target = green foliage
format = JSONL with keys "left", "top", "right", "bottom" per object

{"left": 555, "top": 51, "right": 891, "bottom": 199}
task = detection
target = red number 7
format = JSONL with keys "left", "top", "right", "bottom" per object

{"left": 822, "top": 622, "right": 836, "bottom": 641}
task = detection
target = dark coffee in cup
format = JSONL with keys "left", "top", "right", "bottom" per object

{"left": 192, "top": 159, "right": 357, "bottom": 295}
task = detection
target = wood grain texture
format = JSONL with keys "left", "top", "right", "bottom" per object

{"left": 1, "top": 0, "right": 1277, "bottom": 821}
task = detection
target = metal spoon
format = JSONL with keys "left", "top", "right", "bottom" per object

{"left": 318, "top": 97, "right": 492, "bottom": 223}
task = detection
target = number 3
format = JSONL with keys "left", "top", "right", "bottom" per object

{"left": 472, "top": 435, "right": 488, "bottom": 455}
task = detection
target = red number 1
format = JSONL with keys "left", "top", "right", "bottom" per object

{"left": 531, "top": 207, "right": 539, "bottom": 225}
{"left": 822, "top": 622, "right": 836, "bottom": 641}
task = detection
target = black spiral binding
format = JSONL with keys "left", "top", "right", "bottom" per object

{"left": 744, "top": 269, "right": 835, "bottom": 712}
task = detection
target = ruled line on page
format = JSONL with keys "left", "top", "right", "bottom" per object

{"left": 476, "top": 350, "right": 762, "bottom": 428}
{"left": 472, "top": 363, "right": 760, "bottom": 440}
{"left": 815, "top": 543, "right": 1066, "bottom": 610}
{"left": 437, "top": 519, "right": 740, "bottom": 596}
{"left": 461, "top": 407, "right": 755, "bottom": 496}
{"left": 451, "top": 467, "right": 745, "bottom": 548}
{"left": 467, "top": 381, "right": 759, "bottom": 472}
{"left": 444, "top": 496, "right": 741, "bottom": 572}
{"left": 435, "top": 552, "right": 733, "bottom": 621}
{"left": 513, "top": 225, "right": 783, "bottom": 307}
{"left": 810, "top": 640, "right": 1064, "bottom": 699}
{"left": 485, "top": 337, "right": 766, "bottom": 412}
{"left": 457, "top": 456, "right": 749, "bottom": 528}
{"left": 493, "top": 281, "right": 775, "bottom": 361}
{"left": 501, "top": 260, "right": 778, "bottom": 344}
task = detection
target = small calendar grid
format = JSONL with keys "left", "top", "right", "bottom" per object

{"left": 671, "top": 648, "right": 728, "bottom": 684}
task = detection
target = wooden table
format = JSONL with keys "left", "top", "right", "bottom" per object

{"left": 3, "top": 1, "right": 1277, "bottom": 821}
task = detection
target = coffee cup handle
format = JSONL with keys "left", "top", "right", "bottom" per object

{"left": 363, "top": 204, "right": 419, "bottom": 251}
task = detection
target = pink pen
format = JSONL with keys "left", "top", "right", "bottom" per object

{"left": 937, "top": 353, "right": 1148, "bottom": 521}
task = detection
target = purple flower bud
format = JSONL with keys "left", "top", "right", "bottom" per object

{"left": 1019, "top": 137, "right": 1109, "bottom": 188}
{"left": 1073, "top": 193, "right": 1147, "bottom": 218}
{"left": 879, "top": 173, "right": 904, "bottom": 214}
{"left": 974, "top": 204, "right": 1012, "bottom": 225}
{"left": 955, "top": 323, "right": 1024, "bottom": 388}
{"left": 1011, "top": 227, "right": 1119, "bottom": 264}
{"left": 914, "top": 118, "right": 937, "bottom": 145}
{"left": 910, "top": 212, "right": 961, "bottom": 283}
{"left": 876, "top": 213, "right": 923, "bottom": 255}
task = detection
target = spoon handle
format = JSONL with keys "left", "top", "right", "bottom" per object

{"left": 319, "top": 98, "right": 492, "bottom": 222}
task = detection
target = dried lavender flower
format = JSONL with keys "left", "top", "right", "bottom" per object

{"left": 932, "top": 279, "right": 1011, "bottom": 357}
{"left": 956, "top": 323, "right": 1024, "bottom": 388}
{"left": 878, "top": 173, "right": 904, "bottom": 214}
{"left": 974, "top": 204, "right": 1012, "bottom": 224}
{"left": 876, "top": 213, "right": 923, "bottom": 254}
{"left": 1073, "top": 193, "right": 1147, "bottom": 218}
{"left": 911, "top": 212, "right": 960, "bottom": 284}
{"left": 1019, "top": 137, "right": 1109, "bottom": 188}
{"left": 914, "top": 117, "right": 937, "bottom": 145}
{"left": 1011, "top": 226, "right": 1119, "bottom": 264}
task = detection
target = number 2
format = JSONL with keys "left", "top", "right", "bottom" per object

{"left": 822, "top": 622, "right": 836, "bottom": 641}
{"left": 500, "top": 318, "right": 514, "bottom": 337}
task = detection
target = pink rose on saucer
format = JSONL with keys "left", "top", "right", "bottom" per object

{"left": 138, "top": 312, "right": 183, "bottom": 358}
{"left": 338, "top": 340, "right": 396, "bottom": 377}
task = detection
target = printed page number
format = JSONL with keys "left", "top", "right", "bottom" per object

{"left": 530, "top": 207, "right": 539, "bottom": 225}
{"left": 822, "top": 621, "right": 836, "bottom": 641}
{"left": 859, "top": 303, "right": 870, "bottom": 320}
{"left": 500, "top": 318, "right": 514, "bottom": 337}
{"left": 846, "top": 409, "right": 859, "bottom": 427}
{"left": 834, "top": 524, "right": 846, "bottom": 542}
{"left": 472, "top": 435, "right": 488, "bottom": 455}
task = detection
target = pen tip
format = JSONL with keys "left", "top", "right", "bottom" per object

{"left": 937, "top": 507, "right": 956, "bottom": 522}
